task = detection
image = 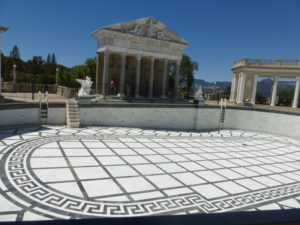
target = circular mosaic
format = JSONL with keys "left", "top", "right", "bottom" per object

{"left": 1, "top": 127, "right": 300, "bottom": 219}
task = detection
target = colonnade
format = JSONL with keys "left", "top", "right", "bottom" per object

{"left": 98, "top": 49, "right": 181, "bottom": 99}
{"left": 229, "top": 73, "right": 300, "bottom": 108}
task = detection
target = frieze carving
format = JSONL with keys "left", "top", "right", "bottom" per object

{"left": 94, "top": 17, "right": 188, "bottom": 45}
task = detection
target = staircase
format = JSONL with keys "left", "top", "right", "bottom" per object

{"left": 66, "top": 100, "right": 80, "bottom": 128}
{"left": 218, "top": 99, "right": 227, "bottom": 130}
{"left": 39, "top": 91, "right": 48, "bottom": 124}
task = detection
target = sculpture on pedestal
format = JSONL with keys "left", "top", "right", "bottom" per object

{"left": 76, "top": 76, "right": 93, "bottom": 97}
{"left": 193, "top": 85, "right": 205, "bottom": 106}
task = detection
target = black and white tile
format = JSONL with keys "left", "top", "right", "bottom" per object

{"left": 0, "top": 126, "right": 300, "bottom": 221}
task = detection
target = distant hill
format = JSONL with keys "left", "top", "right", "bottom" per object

{"left": 192, "top": 79, "right": 230, "bottom": 92}
{"left": 255, "top": 78, "right": 295, "bottom": 97}
{"left": 192, "top": 78, "right": 296, "bottom": 97}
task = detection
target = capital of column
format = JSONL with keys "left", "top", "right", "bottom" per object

{"left": 296, "top": 76, "right": 300, "bottom": 81}
{"left": 104, "top": 49, "right": 110, "bottom": 57}
{"left": 136, "top": 55, "right": 142, "bottom": 61}
{"left": 150, "top": 56, "right": 155, "bottom": 62}
{"left": 176, "top": 60, "right": 181, "bottom": 67}
{"left": 121, "top": 52, "right": 126, "bottom": 58}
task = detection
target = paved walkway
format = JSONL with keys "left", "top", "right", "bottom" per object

{"left": 0, "top": 126, "right": 300, "bottom": 221}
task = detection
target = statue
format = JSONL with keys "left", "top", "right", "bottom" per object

{"left": 193, "top": 85, "right": 205, "bottom": 106}
{"left": 76, "top": 76, "right": 93, "bottom": 97}
{"left": 157, "top": 30, "right": 165, "bottom": 40}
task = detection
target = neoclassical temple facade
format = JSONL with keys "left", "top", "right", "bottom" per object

{"left": 92, "top": 17, "right": 189, "bottom": 99}
{"left": 230, "top": 58, "right": 300, "bottom": 108}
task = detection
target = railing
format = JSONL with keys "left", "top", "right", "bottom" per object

{"left": 57, "top": 85, "right": 79, "bottom": 98}
{"left": 233, "top": 58, "right": 300, "bottom": 67}
{"left": 2, "top": 82, "right": 57, "bottom": 93}
{"left": 57, "top": 86, "right": 96, "bottom": 98}
{"left": 0, "top": 82, "right": 98, "bottom": 102}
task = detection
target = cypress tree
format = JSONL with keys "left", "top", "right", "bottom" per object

{"left": 9, "top": 45, "right": 20, "bottom": 59}
{"left": 51, "top": 53, "right": 57, "bottom": 64}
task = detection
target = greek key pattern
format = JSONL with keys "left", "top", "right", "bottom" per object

{"left": 3, "top": 135, "right": 300, "bottom": 217}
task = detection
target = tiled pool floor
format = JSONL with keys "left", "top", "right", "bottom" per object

{"left": 0, "top": 126, "right": 300, "bottom": 221}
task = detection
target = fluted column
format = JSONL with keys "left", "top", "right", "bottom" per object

{"left": 270, "top": 76, "right": 279, "bottom": 106}
{"left": 135, "top": 55, "right": 142, "bottom": 98}
{"left": 174, "top": 60, "right": 181, "bottom": 98}
{"left": 235, "top": 74, "right": 241, "bottom": 103}
{"left": 229, "top": 73, "right": 237, "bottom": 101}
{"left": 292, "top": 76, "right": 300, "bottom": 108}
{"left": 148, "top": 56, "right": 155, "bottom": 98}
{"left": 251, "top": 74, "right": 258, "bottom": 104}
{"left": 102, "top": 49, "right": 110, "bottom": 99}
{"left": 160, "top": 58, "right": 168, "bottom": 98}
{"left": 237, "top": 73, "right": 246, "bottom": 104}
{"left": 119, "top": 52, "right": 126, "bottom": 98}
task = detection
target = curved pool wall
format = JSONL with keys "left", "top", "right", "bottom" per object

{"left": 0, "top": 103, "right": 299, "bottom": 138}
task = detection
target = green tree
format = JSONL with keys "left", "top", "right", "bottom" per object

{"left": 9, "top": 45, "right": 20, "bottom": 59}
{"left": 27, "top": 56, "right": 44, "bottom": 75}
{"left": 179, "top": 54, "right": 198, "bottom": 96}
{"left": 278, "top": 89, "right": 294, "bottom": 106}
{"left": 256, "top": 92, "right": 266, "bottom": 104}
{"left": 59, "top": 58, "right": 96, "bottom": 88}
{"left": 51, "top": 53, "right": 57, "bottom": 64}
{"left": 46, "top": 53, "right": 51, "bottom": 64}
{"left": 222, "top": 85, "right": 231, "bottom": 96}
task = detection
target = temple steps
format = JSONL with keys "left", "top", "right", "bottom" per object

{"left": 66, "top": 100, "right": 80, "bottom": 128}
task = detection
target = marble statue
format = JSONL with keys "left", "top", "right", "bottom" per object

{"left": 194, "top": 85, "right": 205, "bottom": 106}
{"left": 76, "top": 76, "right": 93, "bottom": 97}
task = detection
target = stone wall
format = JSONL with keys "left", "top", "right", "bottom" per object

{"left": 0, "top": 104, "right": 299, "bottom": 138}
{"left": 0, "top": 107, "right": 40, "bottom": 126}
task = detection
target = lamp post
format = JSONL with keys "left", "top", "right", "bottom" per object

{"left": 0, "top": 26, "right": 9, "bottom": 102}
{"left": 55, "top": 68, "right": 59, "bottom": 85}
{"left": 13, "top": 64, "right": 17, "bottom": 83}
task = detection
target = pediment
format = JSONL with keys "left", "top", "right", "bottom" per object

{"left": 93, "top": 17, "right": 189, "bottom": 46}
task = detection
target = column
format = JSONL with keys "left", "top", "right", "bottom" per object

{"left": 251, "top": 74, "right": 258, "bottom": 104}
{"left": 135, "top": 55, "right": 142, "bottom": 98}
{"left": 174, "top": 60, "right": 181, "bottom": 98}
{"left": 160, "top": 58, "right": 168, "bottom": 98}
{"left": 292, "top": 76, "right": 300, "bottom": 108}
{"left": 237, "top": 73, "right": 246, "bottom": 104}
{"left": 102, "top": 49, "right": 110, "bottom": 99}
{"left": 270, "top": 76, "right": 279, "bottom": 107}
{"left": 229, "top": 73, "right": 237, "bottom": 101}
{"left": 235, "top": 74, "right": 241, "bottom": 103}
{"left": 119, "top": 52, "right": 126, "bottom": 98}
{"left": 148, "top": 56, "right": 155, "bottom": 98}
{"left": 95, "top": 52, "right": 101, "bottom": 93}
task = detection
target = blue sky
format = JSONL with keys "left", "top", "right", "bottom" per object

{"left": 0, "top": 0, "right": 300, "bottom": 81}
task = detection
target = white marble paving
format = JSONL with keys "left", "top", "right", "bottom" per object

{"left": 0, "top": 126, "right": 300, "bottom": 221}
